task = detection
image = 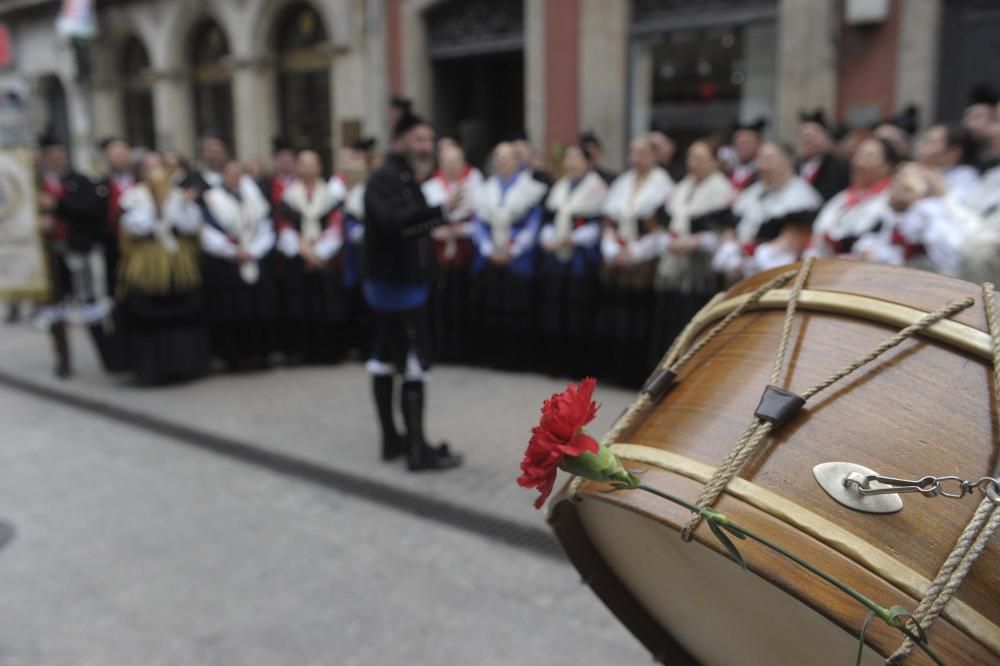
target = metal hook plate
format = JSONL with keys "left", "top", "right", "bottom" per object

{"left": 813, "top": 462, "right": 903, "bottom": 514}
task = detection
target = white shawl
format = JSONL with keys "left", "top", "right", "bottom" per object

{"left": 812, "top": 185, "right": 891, "bottom": 255}
{"left": 205, "top": 177, "right": 270, "bottom": 283}
{"left": 120, "top": 184, "right": 202, "bottom": 254}
{"left": 656, "top": 172, "right": 735, "bottom": 290}
{"left": 545, "top": 171, "right": 608, "bottom": 261}
{"left": 475, "top": 171, "right": 547, "bottom": 249}
{"left": 667, "top": 171, "right": 734, "bottom": 235}
{"left": 282, "top": 178, "right": 337, "bottom": 242}
{"left": 603, "top": 167, "right": 673, "bottom": 242}
{"left": 733, "top": 176, "right": 823, "bottom": 244}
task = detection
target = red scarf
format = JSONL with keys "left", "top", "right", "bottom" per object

{"left": 844, "top": 177, "right": 891, "bottom": 208}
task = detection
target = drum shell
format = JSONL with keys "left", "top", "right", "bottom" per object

{"left": 551, "top": 259, "right": 1000, "bottom": 664}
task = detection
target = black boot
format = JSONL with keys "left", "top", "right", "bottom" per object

{"left": 401, "top": 380, "right": 462, "bottom": 471}
{"left": 51, "top": 321, "right": 71, "bottom": 379}
{"left": 373, "top": 375, "right": 404, "bottom": 461}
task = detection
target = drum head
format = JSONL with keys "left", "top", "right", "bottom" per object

{"left": 578, "top": 498, "right": 883, "bottom": 666}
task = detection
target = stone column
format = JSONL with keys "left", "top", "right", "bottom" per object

{"left": 401, "top": 0, "right": 435, "bottom": 114}
{"left": 231, "top": 61, "right": 275, "bottom": 161}
{"left": 150, "top": 71, "right": 194, "bottom": 155}
{"left": 895, "top": 0, "right": 940, "bottom": 121}
{"left": 90, "top": 84, "right": 124, "bottom": 144}
{"left": 578, "top": 0, "right": 628, "bottom": 168}
{"left": 775, "top": 0, "right": 837, "bottom": 140}
{"left": 525, "top": 0, "right": 546, "bottom": 147}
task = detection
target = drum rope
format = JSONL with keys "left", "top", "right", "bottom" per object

{"left": 603, "top": 268, "right": 798, "bottom": 448}
{"left": 682, "top": 259, "right": 975, "bottom": 540}
{"left": 680, "top": 257, "right": 816, "bottom": 539}
{"left": 887, "top": 282, "right": 1000, "bottom": 664}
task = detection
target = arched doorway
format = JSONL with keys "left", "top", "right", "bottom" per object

{"left": 275, "top": 2, "right": 332, "bottom": 171}
{"left": 189, "top": 18, "right": 235, "bottom": 154}
{"left": 120, "top": 36, "right": 156, "bottom": 149}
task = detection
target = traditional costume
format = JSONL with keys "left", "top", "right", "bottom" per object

{"left": 95, "top": 166, "right": 135, "bottom": 299}
{"left": 35, "top": 142, "right": 119, "bottom": 377}
{"left": 115, "top": 178, "right": 210, "bottom": 384}
{"left": 470, "top": 169, "right": 546, "bottom": 369}
{"left": 713, "top": 176, "right": 823, "bottom": 279}
{"left": 797, "top": 110, "right": 851, "bottom": 202}
{"left": 536, "top": 170, "right": 607, "bottom": 378}
{"left": 596, "top": 166, "right": 673, "bottom": 386}
{"left": 274, "top": 177, "right": 347, "bottom": 363}
{"left": 200, "top": 176, "right": 278, "bottom": 367}
{"left": 810, "top": 178, "right": 893, "bottom": 257}
{"left": 422, "top": 164, "right": 482, "bottom": 363}
{"left": 852, "top": 197, "right": 973, "bottom": 276}
{"left": 647, "top": 170, "right": 734, "bottom": 364}
{"left": 362, "top": 108, "right": 462, "bottom": 471}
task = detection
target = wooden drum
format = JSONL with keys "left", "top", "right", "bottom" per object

{"left": 549, "top": 259, "right": 1000, "bottom": 665}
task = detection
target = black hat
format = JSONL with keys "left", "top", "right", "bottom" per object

{"left": 733, "top": 116, "right": 768, "bottom": 134}
{"left": 351, "top": 136, "right": 377, "bottom": 152}
{"left": 830, "top": 122, "right": 852, "bottom": 142}
{"left": 390, "top": 95, "right": 412, "bottom": 113}
{"left": 392, "top": 107, "right": 429, "bottom": 139}
{"left": 883, "top": 105, "right": 920, "bottom": 136}
{"left": 578, "top": 130, "right": 602, "bottom": 148}
{"left": 798, "top": 109, "right": 829, "bottom": 130}
{"left": 98, "top": 136, "right": 128, "bottom": 151}
{"left": 38, "top": 133, "right": 63, "bottom": 149}
{"left": 272, "top": 136, "right": 294, "bottom": 153}
{"left": 968, "top": 83, "right": 999, "bottom": 108}
{"left": 507, "top": 128, "right": 529, "bottom": 143}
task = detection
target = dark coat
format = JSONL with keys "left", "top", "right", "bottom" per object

{"left": 805, "top": 153, "right": 850, "bottom": 202}
{"left": 362, "top": 152, "right": 446, "bottom": 285}
{"left": 56, "top": 172, "right": 105, "bottom": 253}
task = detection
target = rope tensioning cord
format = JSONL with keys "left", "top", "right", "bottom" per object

{"left": 678, "top": 258, "right": 975, "bottom": 542}
{"left": 887, "top": 282, "right": 1000, "bottom": 664}
{"left": 607, "top": 259, "right": 997, "bottom": 662}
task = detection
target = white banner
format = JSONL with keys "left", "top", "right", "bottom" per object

{"left": 0, "top": 150, "right": 49, "bottom": 299}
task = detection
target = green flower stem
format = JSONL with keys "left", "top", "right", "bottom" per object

{"left": 633, "top": 484, "right": 944, "bottom": 666}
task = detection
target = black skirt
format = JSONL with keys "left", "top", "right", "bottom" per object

{"left": 592, "top": 262, "right": 656, "bottom": 388}
{"left": 201, "top": 251, "right": 279, "bottom": 366}
{"left": 277, "top": 254, "right": 349, "bottom": 363}
{"left": 430, "top": 262, "right": 473, "bottom": 364}
{"left": 470, "top": 266, "right": 538, "bottom": 371}
{"left": 116, "top": 287, "right": 210, "bottom": 385}
{"left": 537, "top": 256, "right": 599, "bottom": 379}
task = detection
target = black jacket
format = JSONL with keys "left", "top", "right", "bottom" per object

{"left": 805, "top": 153, "right": 850, "bottom": 202}
{"left": 362, "top": 152, "right": 446, "bottom": 285}
{"left": 52, "top": 172, "right": 105, "bottom": 253}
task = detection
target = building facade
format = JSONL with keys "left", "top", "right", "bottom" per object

{"left": 0, "top": 0, "right": 992, "bottom": 173}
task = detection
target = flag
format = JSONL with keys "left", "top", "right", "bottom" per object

{"left": 56, "top": 0, "right": 97, "bottom": 40}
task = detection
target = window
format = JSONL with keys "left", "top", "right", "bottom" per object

{"left": 629, "top": 1, "right": 777, "bottom": 145}
{"left": 275, "top": 3, "right": 331, "bottom": 171}
{"left": 189, "top": 19, "right": 234, "bottom": 155}
{"left": 121, "top": 36, "right": 155, "bottom": 149}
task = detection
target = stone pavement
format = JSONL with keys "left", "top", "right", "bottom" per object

{"left": 0, "top": 322, "right": 637, "bottom": 531}
{"left": 0, "top": 384, "right": 648, "bottom": 666}
{"left": 0, "top": 321, "right": 649, "bottom": 665}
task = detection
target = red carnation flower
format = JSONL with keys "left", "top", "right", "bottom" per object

{"left": 518, "top": 378, "right": 601, "bottom": 509}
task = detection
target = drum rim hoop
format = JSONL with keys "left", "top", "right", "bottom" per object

{"left": 677, "top": 288, "right": 992, "bottom": 362}
{"left": 568, "top": 444, "right": 1000, "bottom": 655}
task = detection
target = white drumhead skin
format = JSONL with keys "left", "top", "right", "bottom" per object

{"left": 578, "top": 499, "right": 884, "bottom": 666}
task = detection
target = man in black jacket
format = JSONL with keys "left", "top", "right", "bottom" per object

{"left": 363, "top": 107, "right": 463, "bottom": 471}
{"left": 797, "top": 109, "right": 850, "bottom": 202}
{"left": 36, "top": 134, "right": 117, "bottom": 377}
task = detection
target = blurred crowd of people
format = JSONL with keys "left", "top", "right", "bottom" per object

{"left": 13, "top": 87, "right": 1000, "bottom": 388}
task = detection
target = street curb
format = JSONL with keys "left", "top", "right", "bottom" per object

{"left": 0, "top": 369, "right": 564, "bottom": 561}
